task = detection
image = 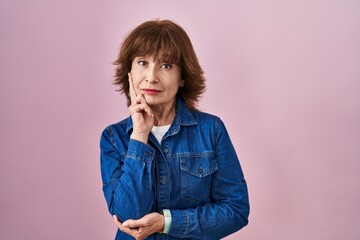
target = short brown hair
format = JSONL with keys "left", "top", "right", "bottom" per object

{"left": 113, "top": 19, "right": 206, "bottom": 110}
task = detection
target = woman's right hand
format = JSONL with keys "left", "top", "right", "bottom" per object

{"left": 128, "top": 72, "right": 154, "bottom": 143}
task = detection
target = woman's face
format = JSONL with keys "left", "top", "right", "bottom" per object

{"left": 130, "top": 54, "right": 183, "bottom": 108}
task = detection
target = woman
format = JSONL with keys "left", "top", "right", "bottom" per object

{"left": 100, "top": 19, "right": 249, "bottom": 240}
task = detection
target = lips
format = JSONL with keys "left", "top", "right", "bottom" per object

{"left": 141, "top": 88, "right": 161, "bottom": 95}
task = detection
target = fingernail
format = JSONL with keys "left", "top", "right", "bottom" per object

{"left": 122, "top": 221, "right": 129, "bottom": 227}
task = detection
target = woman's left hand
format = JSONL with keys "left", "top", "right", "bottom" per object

{"left": 113, "top": 212, "right": 165, "bottom": 240}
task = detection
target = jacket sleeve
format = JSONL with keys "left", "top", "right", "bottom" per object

{"left": 168, "top": 119, "right": 250, "bottom": 239}
{"left": 100, "top": 126, "right": 155, "bottom": 222}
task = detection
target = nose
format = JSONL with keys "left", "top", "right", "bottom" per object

{"left": 146, "top": 66, "right": 158, "bottom": 83}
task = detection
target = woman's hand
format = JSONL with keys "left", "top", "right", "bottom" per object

{"left": 113, "top": 212, "right": 165, "bottom": 240}
{"left": 128, "top": 72, "right": 154, "bottom": 143}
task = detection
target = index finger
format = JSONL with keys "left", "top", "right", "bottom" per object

{"left": 113, "top": 215, "right": 122, "bottom": 227}
{"left": 128, "top": 72, "right": 137, "bottom": 103}
{"left": 113, "top": 215, "right": 136, "bottom": 235}
{"left": 123, "top": 219, "right": 148, "bottom": 228}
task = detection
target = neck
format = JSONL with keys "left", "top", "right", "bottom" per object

{"left": 150, "top": 99, "right": 176, "bottom": 126}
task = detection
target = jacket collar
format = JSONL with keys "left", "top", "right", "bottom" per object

{"left": 126, "top": 97, "right": 197, "bottom": 135}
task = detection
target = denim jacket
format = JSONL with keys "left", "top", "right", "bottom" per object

{"left": 100, "top": 98, "right": 249, "bottom": 240}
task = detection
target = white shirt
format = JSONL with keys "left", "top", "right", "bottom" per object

{"left": 151, "top": 124, "right": 171, "bottom": 145}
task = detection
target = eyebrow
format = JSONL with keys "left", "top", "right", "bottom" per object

{"left": 134, "top": 55, "right": 176, "bottom": 64}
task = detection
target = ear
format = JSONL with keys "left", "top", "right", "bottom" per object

{"left": 180, "top": 80, "right": 185, "bottom": 87}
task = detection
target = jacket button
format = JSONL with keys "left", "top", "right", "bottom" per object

{"left": 160, "top": 176, "right": 166, "bottom": 184}
{"left": 197, "top": 167, "right": 203, "bottom": 174}
{"left": 163, "top": 148, "right": 169, "bottom": 153}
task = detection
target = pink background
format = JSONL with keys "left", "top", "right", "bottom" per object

{"left": 1, "top": 1, "right": 359, "bottom": 239}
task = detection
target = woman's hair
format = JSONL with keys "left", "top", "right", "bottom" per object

{"left": 113, "top": 19, "right": 206, "bottom": 110}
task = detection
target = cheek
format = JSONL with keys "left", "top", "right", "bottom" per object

{"left": 130, "top": 63, "right": 142, "bottom": 77}
{"left": 168, "top": 80, "right": 182, "bottom": 94}
{"left": 130, "top": 71, "right": 143, "bottom": 88}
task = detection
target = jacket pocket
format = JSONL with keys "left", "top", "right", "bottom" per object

{"left": 180, "top": 152, "right": 218, "bottom": 203}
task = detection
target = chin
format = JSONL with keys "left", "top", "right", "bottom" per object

{"left": 145, "top": 96, "right": 175, "bottom": 108}
{"left": 144, "top": 97, "right": 160, "bottom": 106}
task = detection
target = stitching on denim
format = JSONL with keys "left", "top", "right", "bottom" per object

{"left": 181, "top": 209, "right": 189, "bottom": 238}
{"left": 214, "top": 117, "right": 220, "bottom": 145}
{"left": 180, "top": 165, "right": 218, "bottom": 178}
{"left": 126, "top": 153, "right": 145, "bottom": 162}
{"left": 106, "top": 126, "right": 117, "bottom": 148}
{"left": 126, "top": 152, "right": 154, "bottom": 163}
{"left": 179, "top": 155, "right": 218, "bottom": 177}
{"left": 169, "top": 151, "right": 215, "bottom": 158}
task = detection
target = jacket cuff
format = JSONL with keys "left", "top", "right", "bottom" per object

{"left": 168, "top": 209, "right": 189, "bottom": 238}
{"left": 126, "top": 139, "right": 155, "bottom": 163}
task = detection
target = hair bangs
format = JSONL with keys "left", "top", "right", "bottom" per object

{"left": 131, "top": 27, "right": 181, "bottom": 65}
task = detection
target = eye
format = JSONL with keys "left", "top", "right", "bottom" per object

{"left": 138, "top": 60, "right": 148, "bottom": 66}
{"left": 161, "top": 63, "right": 173, "bottom": 70}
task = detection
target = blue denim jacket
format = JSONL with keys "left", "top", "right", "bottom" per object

{"left": 100, "top": 98, "right": 249, "bottom": 240}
